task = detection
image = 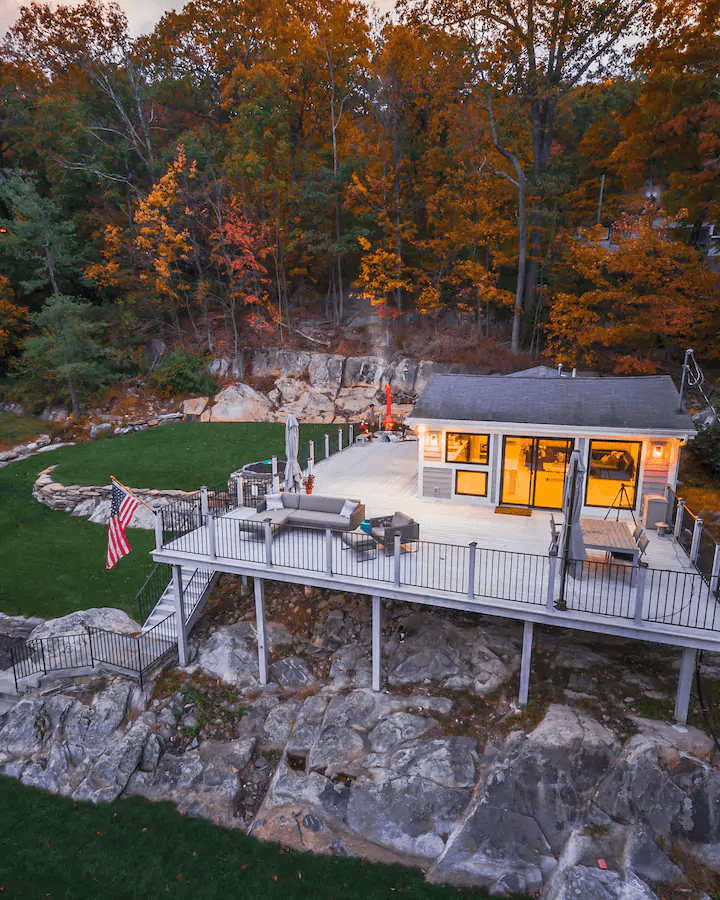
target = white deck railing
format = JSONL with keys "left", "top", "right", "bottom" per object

{"left": 156, "top": 512, "right": 720, "bottom": 636}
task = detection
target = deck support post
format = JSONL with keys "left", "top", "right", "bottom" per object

{"left": 546, "top": 551, "right": 558, "bottom": 610}
{"left": 710, "top": 545, "right": 720, "bottom": 598}
{"left": 372, "top": 596, "right": 382, "bottom": 692}
{"left": 271, "top": 456, "right": 279, "bottom": 494}
{"left": 467, "top": 542, "right": 477, "bottom": 600}
{"left": 519, "top": 621, "right": 534, "bottom": 707}
{"left": 324, "top": 433, "right": 330, "bottom": 460}
{"left": 309, "top": 440, "right": 315, "bottom": 468}
{"left": 234, "top": 473, "right": 243, "bottom": 508}
{"left": 154, "top": 508, "right": 163, "bottom": 550}
{"left": 200, "top": 486, "right": 209, "bottom": 524}
{"left": 633, "top": 564, "right": 647, "bottom": 626}
{"left": 207, "top": 511, "right": 216, "bottom": 559}
{"left": 674, "top": 500, "right": 686, "bottom": 541}
{"left": 338, "top": 427, "right": 343, "bottom": 452}
{"left": 690, "top": 518, "right": 704, "bottom": 564}
{"left": 349, "top": 424, "right": 354, "bottom": 445}
{"left": 674, "top": 647, "right": 696, "bottom": 726}
{"left": 254, "top": 578, "right": 268, "bottom": 686}
{"left": 325, "top": 528, "right": 333, "bottom": 577}
{"left": 264, "top": 519, "right": 273, "bottom": 567}
{"left": 172, "top": 565, "right": 188, "bottom": 667}
{"left": 394, "top": 534, "right": 401, "bottom": 587}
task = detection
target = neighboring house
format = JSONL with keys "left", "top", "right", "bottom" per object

{"left": 406, "top": 372, "right": 696, "bottom": 519}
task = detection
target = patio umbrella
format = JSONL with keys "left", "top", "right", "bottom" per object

{"left": 283, "top": 413, "right": 303, "bottom": 493}
{"left": 556, "top": 449, "right": 587, "bottom": 608}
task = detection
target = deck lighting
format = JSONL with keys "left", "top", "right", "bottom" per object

{"left": 651, "top": 442, "right": 666, "bottom": 460}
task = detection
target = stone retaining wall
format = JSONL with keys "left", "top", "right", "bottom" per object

{"left": 32, "top": 466, "right": 193, "bottom": 529}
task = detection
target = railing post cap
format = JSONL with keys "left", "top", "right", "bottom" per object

{"left": 469, "top": 541, "right": 477, "bottom": 547}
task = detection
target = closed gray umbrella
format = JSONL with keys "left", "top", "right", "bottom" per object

{"left": 283, "top": 413, "right": 303, "bottom": 493}
{"left": 556, "top": 449, "right": 587, "bottom": 608}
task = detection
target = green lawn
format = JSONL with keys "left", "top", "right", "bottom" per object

{"left": 0, "top": 422, "right": 349, "bottom": 621}
{"left": 0, "top": 411, "right": 63, "bottom": 451}
{"left": 0, "top": 776, "right": 514, "bottom": 900}
{"left": 0, "top": 419, "right": 524, "bottom": 900}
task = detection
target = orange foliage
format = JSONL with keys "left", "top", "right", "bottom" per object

{"left": 546, "top": 208, "right": 720, "bottom": 372}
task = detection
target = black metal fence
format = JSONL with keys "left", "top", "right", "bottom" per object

{"left": 666, "top": 486, "right": 720, "bottom": 600}
{"left": 136, "top": 562, "right": 172, "bottom": 624}
{"left": 159, "top": 516, "right": 719, "bottom": 632}
{"left": 11, "top": 616, "right": 177, "bottom": 690}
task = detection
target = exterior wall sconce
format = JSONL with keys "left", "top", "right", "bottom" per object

{"left": 651, "top": 442, "right": 667, "bottom": 460}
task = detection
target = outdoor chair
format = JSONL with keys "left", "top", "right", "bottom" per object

{"left": 549, "top": 514, "right": 560, "bottom": 553}
{"left": 369, "top": 512, "right": 420, "bottom": 555}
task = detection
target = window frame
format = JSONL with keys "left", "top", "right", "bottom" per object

{"left": 455, "top": 469, "right": 488, "bottom": 497}
{"left": 445, "top": 431, "right": 490, "bottom": 466}
{"left": 585, "top": 439, "right": 642, "bottom": 509}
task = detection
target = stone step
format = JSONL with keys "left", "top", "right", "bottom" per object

{"left": 0, "top": 670, "right": 24, "bottom": 705}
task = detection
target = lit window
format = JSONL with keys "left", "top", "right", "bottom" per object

{"left": 456, "top": 470, "right": 488, "bottom": 497}
{"left": 446, "top": 432, "right": 489, "bottom": 465}
{"left": 586, "top": 440, "right": 641, "bottom": 508}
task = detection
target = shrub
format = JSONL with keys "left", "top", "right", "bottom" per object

{"left": 150, "top": 350, "right": 217, "bottom": 398}
{"left": 690, "top": 424, "right": 720, "bottom": 479}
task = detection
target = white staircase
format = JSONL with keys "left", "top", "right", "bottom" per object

{"left": 141, "top": 566, "right": 218, "bottom": 634}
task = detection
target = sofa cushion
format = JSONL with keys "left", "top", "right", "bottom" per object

{"left": 297, "top": 495, "right": 345, "bottom": 514}
{"left": 340, "top": 499, "right": 360, "bottom": 518}
{"left": 282, "top": 493, "right": 301, "bottom": 510}
{"left": 289, "top": 510, "right": 350, "bottom": 530}
{"left": 390, "top": 511, "right": 412, "bottom": 527}
{"left": 265, "top": 493, "right": 284, "bottom": 511}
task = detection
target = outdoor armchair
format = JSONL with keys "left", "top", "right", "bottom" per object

{"left": 369, "top": 512, "right": 420, "bottom": 554}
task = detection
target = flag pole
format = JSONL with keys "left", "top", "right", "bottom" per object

{"left": 110, "top": 476, "right": 154, "bottom": 512}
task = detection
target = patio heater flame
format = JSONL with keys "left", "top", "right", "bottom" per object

{"left": 382, "top": 383, "right": 394, "bottom": 430}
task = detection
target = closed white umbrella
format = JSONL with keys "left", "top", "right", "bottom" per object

{"left": 283, "top": 413, "right": 303, "bottom": 493}
{"left": 556, "top": 449, "right": 587, "bottom": 609}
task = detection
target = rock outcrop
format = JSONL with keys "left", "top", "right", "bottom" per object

{"left": 2, "top": 601, "right": 719, "bottom": 899}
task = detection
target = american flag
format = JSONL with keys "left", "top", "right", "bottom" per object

{"left": 106, "top": 481, "right": 139, "bottom": 570}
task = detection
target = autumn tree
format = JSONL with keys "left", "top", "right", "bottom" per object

{"left": 0, "top": 276, "right": 29, "bottom": 370}
{"left": 403, "top": 0, "right": 655, "bottom": 352}
{"left": 545, "top": 207, "right": 720, "bottom": 372}
{"left": 2, "top": 0, "right": 159, "bottom": 192}
{"left": 211, "top": 197, "right": 271, "bottom": 367}
{"left": 610, "top": 0, "right": 720, "bottom": 223}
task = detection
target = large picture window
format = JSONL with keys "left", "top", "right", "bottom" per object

{"left": 446, "top": 432, "right": 489, "bottom": 465}
{"left": 456, "top": 470, "right": 488, "bottom": 497}
{"left": 586, "top": 440, "right": 641, "bottom": 508}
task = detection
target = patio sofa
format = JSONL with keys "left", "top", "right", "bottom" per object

{"left": 238, "top": 493, "right": 365, "bottom": 538}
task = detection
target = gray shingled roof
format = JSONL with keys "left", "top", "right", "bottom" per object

{"left": 409, "top": 374, "right": 696, "bottom": 433}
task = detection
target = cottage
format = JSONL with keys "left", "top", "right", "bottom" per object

{"left": 407, "top": 371, "right": 696, "bottom": 521}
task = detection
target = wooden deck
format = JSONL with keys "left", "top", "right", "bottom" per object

{"left": 149, "top": 439, "right": 720, "bottom": 723}
{"left": 152, "top": 440, "right": 720, "bottom": 654}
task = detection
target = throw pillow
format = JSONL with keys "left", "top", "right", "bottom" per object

{"left": 265, "top": 493, "right": 285, "bottom": 511}
{"left": 340, "top": 499, "right": 359, "bottom": 519}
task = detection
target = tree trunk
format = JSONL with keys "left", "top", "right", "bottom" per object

{"left": 67, "top": 377, "right": 81, "bottom": 419}
{"left": 511, "top": 168, "right": 527, "bottom": 354}
{"left": 393, "top": 127, "right": 403, "bottom": 313}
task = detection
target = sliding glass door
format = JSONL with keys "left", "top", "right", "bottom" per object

{"left": 500, "top": 436, "right": 573, "bottom": 509}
